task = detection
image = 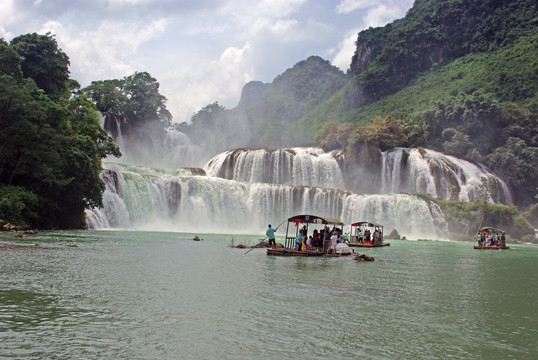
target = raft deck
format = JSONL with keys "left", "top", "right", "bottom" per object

{"left": 267, "top": 248, "right": 351, "bottom": 257}
{"left": 348, "top": 242, "right": 390, "bottom": 248}
{"left": 473, "top": 245, "right": 510, "bottom": 250}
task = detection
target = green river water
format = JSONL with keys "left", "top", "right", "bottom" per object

{"left": 0, "top": 230, "right": 536, "bottom": 359}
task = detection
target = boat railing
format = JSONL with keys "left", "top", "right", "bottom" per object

{"left": 285, "top": 237, "right": 296, "bottom": 249}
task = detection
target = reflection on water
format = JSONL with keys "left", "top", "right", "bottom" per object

{"left": 0, "top": 231, "right": 536, "bottom": 359}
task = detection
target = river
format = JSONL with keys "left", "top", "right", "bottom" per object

{"left": 1, "top": 230, "right": 536, "bottom": 359}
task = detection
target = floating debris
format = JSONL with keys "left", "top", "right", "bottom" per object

{"left": 353, "top": 253, "right": 374, "bottom": 261}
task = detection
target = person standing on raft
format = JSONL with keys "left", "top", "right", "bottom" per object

{"left": 266, "top": 224, "right": 276, "bottom": 249}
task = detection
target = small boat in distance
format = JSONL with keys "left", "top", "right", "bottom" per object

{"left": 267, "top": 214, "right": 353, "bottom": 256}
{"left": 474, "top": 227, "right": 509, "bottom": 250}
{"left": 348, "top": 222, "right": 390, "bottom": 247}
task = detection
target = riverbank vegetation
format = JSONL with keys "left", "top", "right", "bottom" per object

{"left": 0, "top": 34, "right": 120, "bottom": 229}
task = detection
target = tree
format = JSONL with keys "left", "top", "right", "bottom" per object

{"left": 123, "top": 71, "right": 172, "bottom": 128}
{"left": 67, "top": 96, "right": 121, "bottom": 159}
{"left": 82, "top": 72, "right": 172, "bottom": 139}
{"left": 487, "top": 137, "right": 538, "bottom": 205}
{"left": 0, "top": 67, "right": 120, "bottom": 228}
{"left": 353, "top": 115, "right": 407, "bottom": 151}
{"left": 0, "top": 39, "right": 22, "bottom": 80}
{"left": 10, "top": 32, "right": 70, "bottom": 102}
{"left": 315, "top": 121, "right": 340, "bottom": 151}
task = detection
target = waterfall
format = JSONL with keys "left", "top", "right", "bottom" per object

{"left": 87, "top": 162, "right": 448, "bottom": 239}
{"left": 205, "top": 147, "right": 345, "bottom": 189}
{"left": 87, "top": 146, "right": 514, "bottom": 238}
{"left": 107, "top": 128, "right": 208, "bottom": 169}
{"left": 379, "top": 148, "right": 511, "bottom": 203}
{"left": 205, "top": 147, "right": 511, "bottom": 203}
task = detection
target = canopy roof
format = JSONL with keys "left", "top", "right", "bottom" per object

{"left": 479, "top": 227, "right": 505, "bottom": 233}
{"left": 351, "top": 221, "right": 384, "bottom": 228}
{"left": 287, "top": 214, "right": 343, "bottom": 226}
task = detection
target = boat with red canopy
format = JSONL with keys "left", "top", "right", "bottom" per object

{"left": 474, "top": 227, "right": 509, "bottom": 249}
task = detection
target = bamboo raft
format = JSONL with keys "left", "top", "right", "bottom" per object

{"left": 473, "top": 245, "right": 510, "bottom": 250}
{"left": 267, "top": 248, "right": 348, "bottom": 257}
{"left": 267, "top": 214, "right": 353, "bottom": 257}
{"left": 348, "top": 221, "right": 390, "bottom": 248}
{"left": 474, "top": 227, "right": 509, "bottom": 250}
{"left": 348, "top": 242, "right": 390, "bottom": 248}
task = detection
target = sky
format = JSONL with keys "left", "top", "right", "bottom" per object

{"left": 1, "top": 0, "right": 414, "bottom": 123}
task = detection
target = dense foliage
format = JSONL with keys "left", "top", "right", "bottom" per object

{"left": 10, "top": 32, "right": 71, "bottom": 102}
{"left": 350, "top": 0, "right": 537, "bottom": 102}
{"left": 0, "top": 34, "right": 119, "bottom": 229}
{"left": 82, "top": 71, "right": 172, "bottom": 138}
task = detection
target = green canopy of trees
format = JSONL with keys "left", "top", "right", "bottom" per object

{"left": 82, "top": 71, "right": 172, "bottom": 139}
{"left": 0, "top": 33, "right": 120, "bottom": 229}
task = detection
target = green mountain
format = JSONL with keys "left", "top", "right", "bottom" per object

{"left": 236, "top": 55, "right": 348, "bottom": 147}
{"left": 233, "top": 0, "right": 537, "bottom": 206}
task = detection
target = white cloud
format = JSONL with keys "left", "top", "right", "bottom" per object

{"left": 330, "top": 28, "right": 360, "bottom": 72}
{"left": 0, "top": 0, "right": 21, "bottom": 38}
{"left": 221, "top": 0, "right": 306, "bottom": 39}
{"left": 40, "top": 18, "right": 169, "bottom": 84}
{"left": 364, "top": 4, "right": 404, "bottom": 28}
{"left": 160, "top": 42, "right": 254, "bottom": 123}
{"left": 336, "top": 0, "right": 372, "bottom": 14}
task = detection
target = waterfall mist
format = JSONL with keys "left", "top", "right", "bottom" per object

{"left": 90, "top": 119, "right": 511, "bottom": 238}
{"left": 87, "top": 162, "right": 448, "bottom": 239}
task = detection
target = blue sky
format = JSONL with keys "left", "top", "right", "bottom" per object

{"left": 1, "top": 0, "right": 414, "bottom": 123}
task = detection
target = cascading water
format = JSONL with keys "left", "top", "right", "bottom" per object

{"left": 87, "top": 161, "right": 448, "bottom": 239}
{"left": 107, "top": 128, "right": 207, "bottom": 169}
{"left": 379, "top": 148, "right": 511, "bottom": 203}
{"left": 87, "top": 146, "right": 513, "bottom": 239}
{"left": 205, "top": 147, "right": 345, "bottom": 189}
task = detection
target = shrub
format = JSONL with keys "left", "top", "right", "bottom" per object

{"left": 0, "top": 185, "right": 39, "bottom": 227}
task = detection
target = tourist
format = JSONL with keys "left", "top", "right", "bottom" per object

{"left": 358, "top": 229, "right": 364, "bottom": 243}
{"left": 266, "top": 224, "right": 276, "bottom": 249}
{"left": 477, "top": 232, "right": 482, "bottom": 246}
{"left": 343, "top": 233, "right": 349, "bottom": 243}
{"left": 330, "top": 231, "right": 339, "bottom": 253}
{"left": 300, "top": 225, "right": 308, "bottom": 239}
{"left": 296, "top": 232, "right": 303, "bottom": 251}
{"left": 306, "top": 236, "right": 313, "bottom": 249}
{"left": 313, "top": 229, "right": 320, "bottom": 247}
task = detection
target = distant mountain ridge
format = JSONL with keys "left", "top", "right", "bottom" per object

{"left": 231, "top": 55, "right": 348, "bottom": 147}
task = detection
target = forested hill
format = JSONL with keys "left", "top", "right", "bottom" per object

{"left": 350, "top": 0, "right": 537, "bottom": 103}
{"left": 236, "top": 56, "right": 348, "bottom": 147}
{"left": 295, "top": 0, "right": 537, "bottom": 206}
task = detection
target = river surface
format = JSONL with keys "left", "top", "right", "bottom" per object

{"left": 0, "top": 230, "right": 536, "bottom": 359}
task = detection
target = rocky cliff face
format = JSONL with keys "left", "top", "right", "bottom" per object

{"left": 237, "top": 81, "right": 268, "bottom": 110}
